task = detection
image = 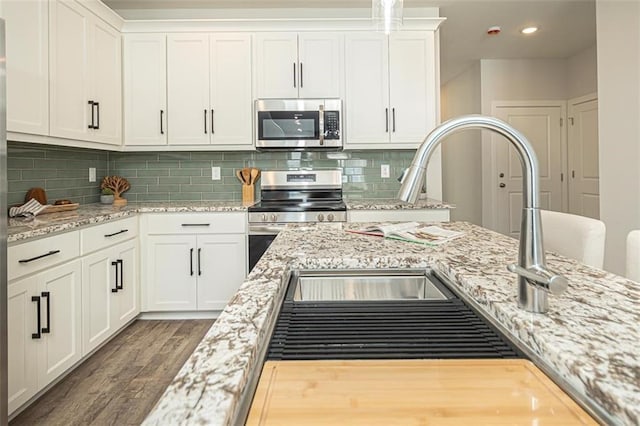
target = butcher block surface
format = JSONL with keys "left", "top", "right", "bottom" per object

{"left": 246, "top": 359, "right": 596, "bottom": 425}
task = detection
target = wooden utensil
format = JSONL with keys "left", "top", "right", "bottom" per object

{"left": 236, "top": 169, "right": 245, "bottom": 184}
{"left": 250, "top": 168, "right": 260, "bottom": 186}
{"left": 242, "top": 167, "right": 251, "bottom": 185}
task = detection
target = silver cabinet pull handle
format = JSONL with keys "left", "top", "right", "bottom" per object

{"left": 181, "top": 223, "right": 210, "bottom": 227}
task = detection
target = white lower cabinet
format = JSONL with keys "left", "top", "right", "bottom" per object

{"left": 142, "top": 212, "right": 247, "bottom": 312}
{"left": 7, "top": 260, "right": 82, "bottom": 414}
{"left": 81, "top": 240, "right": 138, "bottom": 355}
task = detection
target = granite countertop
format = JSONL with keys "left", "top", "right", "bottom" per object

{"left": 345, "top": 197, "right": 454, "bottom": 210}
{"left": 7, "top": 198, "right": 453, "bottom": 243}
{"left": 142, "top": 222, "right": 639, "bottom": 426}
{"left": 7, "top": 201, "right": 251, "bottom": 243}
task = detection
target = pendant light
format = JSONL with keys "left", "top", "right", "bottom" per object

{"left": 372, "top": 0, "right": 404, "bottom": 35}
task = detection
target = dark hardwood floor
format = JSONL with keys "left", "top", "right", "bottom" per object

{"left": 10, "top": 319, "right": 214, "bottom": 426}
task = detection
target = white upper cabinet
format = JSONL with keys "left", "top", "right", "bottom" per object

{"left": 255, "top": 32, "right": 344, "bottom": 99}
{"left": 388, "top": 32, "right": 436, "bottom": 144}
{"left": 49, "top": 0, "right": 122, "bottom": 145}
{"left": 49, "top": 0, "right": 89, "bottom": 141}
{"left": 209, "top": 33, "right": 253, "bottom": 147}
{"left": 1, "top": 0, "right": 49, "bottom": 135}
{"left": 344, "top": 31, "right": 437, "bottom": 149}
{"left": 160, "top": 32, "right": 253, "bottom": 148}
{"left": 123, "top": 34, "right": 168, "bottom": 146}
{"left": 345, "top": 32, "right": 390, "bottom": 145}
{"left": 167, "top": 34, "right": 211, "bottom": 145}
{"left": 88, "top": 18, "right": 121, "bottom": 145}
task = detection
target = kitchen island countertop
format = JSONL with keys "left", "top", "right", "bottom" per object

{"left": 142, "top": 222, "right": 639, "bottom": 426}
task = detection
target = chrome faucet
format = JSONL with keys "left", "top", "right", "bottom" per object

{"left": 398, "top": 114, "right": 568, "bottom": 313}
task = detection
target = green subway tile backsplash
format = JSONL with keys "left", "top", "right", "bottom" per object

{"left": 7, "top": 143, "right": 415, "bottom": 205}
{"left": 7, "top": 142, "right": 109, "bottom": 206}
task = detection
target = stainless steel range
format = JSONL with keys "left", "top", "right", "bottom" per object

{"left": 247, "top": 169, "right": 346, "bottom": 271}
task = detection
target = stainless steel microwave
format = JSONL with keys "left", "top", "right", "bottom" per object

{"left": 255, "top": 99, "right": 342, "bottom": 150}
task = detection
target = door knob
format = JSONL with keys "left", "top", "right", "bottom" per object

{"left": 499, "top": 172, "right": 505, "bottom": 178}
{"left": 499, "top": 183, "right": 506, "bottom": 188}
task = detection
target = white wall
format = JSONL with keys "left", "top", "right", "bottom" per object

{"left": 440, "top": 63, "right": 482, "bottom": 224}
{"left": 567, "top": 45, "right": 598, "bottom": 99}
{"left": 596, "top": 0, "right": 640, "bottom": 275}
{"left": 479, "top": 58, "right": 568, "bottom": 229}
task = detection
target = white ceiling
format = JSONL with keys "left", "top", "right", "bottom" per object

{"left": 103, "top": 0, "right": 597, "bottom": 83}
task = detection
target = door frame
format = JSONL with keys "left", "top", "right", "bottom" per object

{"left": 482, "top": 100, "right": 568, "bottom": 231}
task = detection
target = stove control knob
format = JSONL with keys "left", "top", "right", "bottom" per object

{"left": 270, "top": 214, "right": 278, "bottom": 222}
{"left": 261, "top": 214, "right": 268, "bottom": 222}
{"left": 327, "top": 213, "right": 335, "bottom": 222}
{"left": 317, "top": 213, "right": 325, "bottom": 222}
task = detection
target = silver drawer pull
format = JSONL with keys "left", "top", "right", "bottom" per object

{"left": 19, "top": 250, "right": 61, "bottom": 263}
{"left": 105, "top": 229, "right": 129, "bottom": 238}
{"left": 181, "top": 223, "right": 210, "bottom": 227}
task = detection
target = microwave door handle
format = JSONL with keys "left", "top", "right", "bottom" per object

{"left": 319, "top": 105, "right": 324, "bottom": 146}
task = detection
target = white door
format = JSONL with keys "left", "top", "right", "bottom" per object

{"left": 344, "top": 33, "right": 390, "bottom": 146}
{"left": 298, "top": 33, "right": 344, "bottom": 98}
{"left": 254, "top": 33, "right": 298, "bottom": 99}
{"left": 88, "top": 18, "right": 121, "bottom": 145}
{"left": 210, "top": 33, "right": 253, "bottom": 147}
{"left": 81, "top": 249, "right": 115, "bottom": 355}
{"left": 123, "top": 34, "right": 168, "bottom": 146}
{"left": 146, "top": 235, "right": 197, "bottom": 311}
{"left": 568, "top": 97, "right": 600, "bottom": 219}
{"left": 49, "top": 0, "right": 89, "bottom": 141}
{"left": 389, "top": 32, "right": 436, "bottom": 145}
{"left": 7, "top": 278, "right": 39, "bottom": 414}
{"left": 1, "top": 0, "right": 49, "bottom": 135}
{"left": 37, "top": 260, "right": 83, "bottom": 389}
{"left": 114, "top": 241, "right": 139, "bottom": 328}
{"left": 196, "top": 234, "right": 247, "bottom": 310}
{"left": 167, "top": 34, "right": 210, "bottom": 145}
{"left": 495, "top": 105, "right": 564, "bottom": 237}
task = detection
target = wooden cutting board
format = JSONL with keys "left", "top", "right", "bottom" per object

{"left": 246, "top": 359, "right": 597, "bottom": 425}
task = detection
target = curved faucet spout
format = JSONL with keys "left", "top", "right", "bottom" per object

{"left": 398, "top": 114, "right": 567, "bottom": 314}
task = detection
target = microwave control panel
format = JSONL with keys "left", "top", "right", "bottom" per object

{"left": 323, "top": 111, "right": 340, "bottom": 140}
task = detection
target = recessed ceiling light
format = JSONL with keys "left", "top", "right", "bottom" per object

{"left": 521, "top": 27, "right": 538, "bottom": 35}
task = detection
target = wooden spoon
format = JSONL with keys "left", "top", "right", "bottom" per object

{"left": 236, "top": 169, "right": 246, "bottom": 184}
{"left": 242, "top": 168, "right": 251, "bottom": 185}
{"left": 250, "top": 168, "right": 259, "bottom": 186}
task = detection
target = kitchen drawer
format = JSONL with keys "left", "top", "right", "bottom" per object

{"left": 8, "top": 231, "right": 80, "bottom": 281}
{"left": 81, "top": 216, "right": 138, "bottom": 255}
{"left": 145, "top": 212, "right": 246, "bottom": 235}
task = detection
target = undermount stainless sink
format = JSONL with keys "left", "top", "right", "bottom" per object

{"left": 289, "top": 269, "right": 450, "bottom": 302}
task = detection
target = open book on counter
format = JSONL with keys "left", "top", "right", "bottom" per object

{"left": 347, "top": 222, "right": 464, "bottom": 246}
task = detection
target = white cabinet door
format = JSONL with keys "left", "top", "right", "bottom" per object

{"left": 123, "top": 34, "right": 167, "bottom": 146}
{"left": 254, "top": 33, "right": 298, "bottom": 99}
{"left": 167, "top": 34, "right": 210, "bottom": 145}
{"left": 1, "top": 0, "right": 49, "bottom": 135}
{"left": 345, "top": 33, "right": 390, "bottom": 145}
{"left": 114, "top": 241, "right": 139, "bottom": 328}
{"left": 81, "top": 249, "right": 115, "bottom": 356}
{"left": 37, "top": 260, "right": 82, "bottom": 389}
{"left": 389, "top": 32, "right": 436, "bottom": 145}
{"left": 49, "top": 0, "right": 89, "bottom": 141}
{"left": 88, "top": 18, "right": 121, "bottom": 145}
{"left": 146, "top": 235, "right": 197, "bottom": 311}
{"left": 196, "top": 234, "right": 247, "bottom": 311}
{"left": 7, "top": 277, "right": 39, "bottom": 415}
{"left": 298, "top": 33, "right": 343, "bottom": 99}
{"left": 210, "top": 33, "right": 253, "bottom": 147}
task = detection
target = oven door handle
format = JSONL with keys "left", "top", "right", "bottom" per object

{"left": 249, "top": 225, "right": 286, "bottom": 235}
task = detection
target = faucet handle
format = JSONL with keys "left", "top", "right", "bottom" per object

{"left": 507, "top": 264, "right": 568, "bottom": 295}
